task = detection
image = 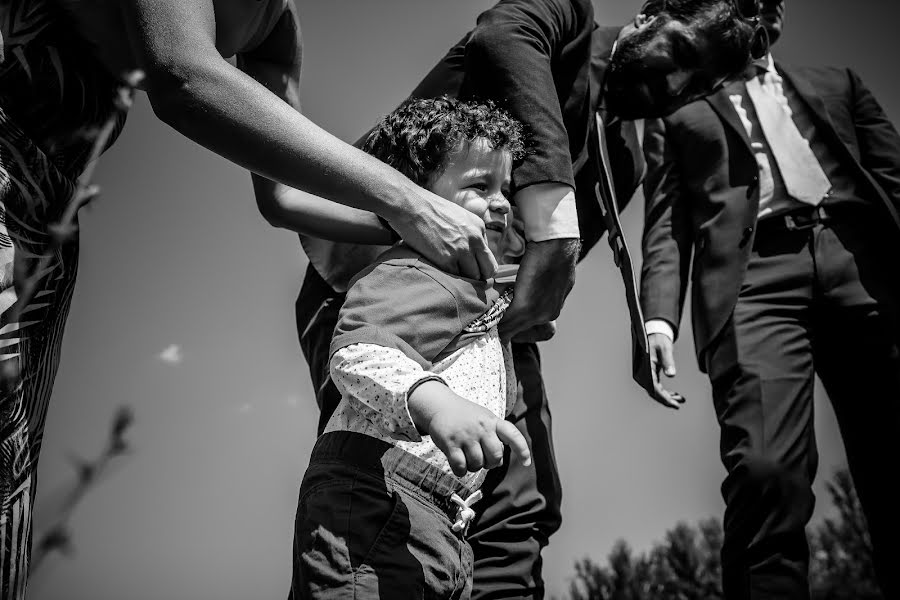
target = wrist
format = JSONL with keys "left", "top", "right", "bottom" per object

{"left": 377, "top": 215, "right": 402, "bottom": 244}
{"left": 407, "top": 378, "right": 454, "bottom": 435}
{"left": 374, "top": 170, "right": 415, "bottom": 225}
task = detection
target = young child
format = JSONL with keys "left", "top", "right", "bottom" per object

{"left": 289, "top": 97, "right": 530, "bottom": 600}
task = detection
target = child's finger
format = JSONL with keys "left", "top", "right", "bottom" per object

{"left": 495, "top": 421, "right": 531, "bottom": 467}
{"left": 463, "top": 441, "right": 485, "bottom": 472}
{"left": 481, "top": 435, "right": 505, "bottom": 469}
{"left": 446, "top": 446, "right": 469, "bottom": 478}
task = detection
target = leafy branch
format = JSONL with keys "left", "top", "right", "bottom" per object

{"left": 0, "top": 70, "right": 144, "bottom": 391}
{"left": 28, "top": 405, "right": 135, "bottom": 576}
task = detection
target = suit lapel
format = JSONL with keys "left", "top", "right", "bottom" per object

{"left": 777, "top": 63, "right": 855, "bottom": 164}
{"left": 777, "top": 64, "right": 837, "bottom": 133}
{"left": 706, "top": 89, "right": 753, "bottom": 155}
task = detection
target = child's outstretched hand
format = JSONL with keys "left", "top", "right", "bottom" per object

{"left": 408, "top": 380, "right": 531, "bottom": 477}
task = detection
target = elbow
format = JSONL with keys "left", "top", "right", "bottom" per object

{"left": 142, "top": 58, "right": 216, "bottom": 131}
{"left": 466, "top": 22, "right": 523, "bottom": 62}
{"left": 253, "top": 180, "right": 292, "bottom": 230}
{"left": 256, "top": 198, "right": 288, "bottom": 230}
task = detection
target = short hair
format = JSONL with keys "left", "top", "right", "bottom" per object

{"left": 647, "top": 0, "right": 757, "bottom": 78}
{"left": 363, "top": 96, "right": 526, "bottom": 188}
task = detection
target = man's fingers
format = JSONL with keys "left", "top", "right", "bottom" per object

{"left": 472, "top": 237, "right": 498, "bottom": 281}
{"left": 498, "top": 310, "right": 528, "bottom": 342}
{"left": 481, "top": 435, "right": 505, "bottom": 470}
{"left": 652, "top": 379, "right": 685, "bottom": 410}
{"left": 661, "top": 342, "right": 677, "bottom": 377}
{"left": 495, "top": 421, "right": 531, "bottom": 467}
{"left": 457, "top": 252, "right": 481, "bottom": 282}
{"left": 510, "top": 321, "right": 557, "bottom": 343}
{"left": 446, "top": 447, "right": 468, "bottom": 478}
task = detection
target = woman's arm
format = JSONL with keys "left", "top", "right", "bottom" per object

{"left": 117, "top": 0, "right": 495, "bottom": 277}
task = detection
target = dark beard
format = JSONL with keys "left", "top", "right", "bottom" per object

{"left": 603, "top": 24, "right": 672, "bottom": 120}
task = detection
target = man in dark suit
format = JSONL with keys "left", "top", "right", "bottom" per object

{"left": 640, "top": 2, "right": 900, "bottom": 597}
{"left": 261, "top": 1, "right": 762, "bottom": 597}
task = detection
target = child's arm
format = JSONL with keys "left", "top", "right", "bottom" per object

{"left": 407, "top": 380, "right": 531, "bottom": 477}
{"left": 329, "top": 343, "right": 439, "bottom": 443}
{"left": 254, "top": 180, "right": 397, "bottom": 244}
{"left": 330, "top": 344, "right": 531, "bottom": 475}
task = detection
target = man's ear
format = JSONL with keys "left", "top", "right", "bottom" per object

{"left": 634, "top": 13, "right": 659, "bottom": 30}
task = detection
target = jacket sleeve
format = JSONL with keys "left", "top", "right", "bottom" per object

{"left": 460, "top": 0, "right": 594, "bottom": 194}
{"left": 850, "top": 68, "right": 900, "bottom": 222}
{"left": 639, "top": 117, "right": 693, "bottom": 338}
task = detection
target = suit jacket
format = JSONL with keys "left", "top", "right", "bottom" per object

{"left": 302, "top": 0, "right": 645, "bottom": 293}
{"left": 640, "top": 62, "right": 900, "bottom": 370}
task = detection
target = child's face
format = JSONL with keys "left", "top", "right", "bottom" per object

{"left": 429, "top": 138, "right": 512, "bottom": 259}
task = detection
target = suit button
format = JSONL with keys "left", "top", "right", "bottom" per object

{"left": 740, "top": 226, "right": 754, "bottom": 248}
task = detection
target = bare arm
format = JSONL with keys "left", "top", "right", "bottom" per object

{"left": 236, "top": 5, "right": 393, "bottom": 244}
{"left": 118, "top": 0, "right": 494, "bottom": 276}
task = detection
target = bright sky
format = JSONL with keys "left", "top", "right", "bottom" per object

{"left": 30, "top": 1, "right": 899, "bottom": 599}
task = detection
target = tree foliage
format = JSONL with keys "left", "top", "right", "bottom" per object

{"left": 568, "top": 469, "right": 881, "bottom": 600}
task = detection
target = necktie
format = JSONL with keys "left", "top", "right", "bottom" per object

{"left": 745, "top": 68, "right": 831, "bottom": 206}
{"left": 593, "top": 113, "right": 654, "bottom": 397}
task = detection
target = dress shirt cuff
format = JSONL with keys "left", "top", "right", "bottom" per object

{"left": 645, "top": 319, "right": 675, "bottom": 341}
{"left": 514, "top": 184, "right": 580, "bottom": 242}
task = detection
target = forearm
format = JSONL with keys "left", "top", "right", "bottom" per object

{"left": 253, "top": 176, "right": 395, "bottom": 244}
{"left": 515, "top": 238, "right": 579, "bottom": 321}
{"left": 146, "top": 59, "right": 416, "bottom": 222}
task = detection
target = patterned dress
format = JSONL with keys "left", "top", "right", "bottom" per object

{"left": 0, "top": 2, "right": 126, "bottom": 597}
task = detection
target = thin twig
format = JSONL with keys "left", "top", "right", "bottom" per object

{"left": 28, "top": 405, "right": 135, "bottom": 576}
{"left": 0, "top": 70, "right": 144, "bottom": 389}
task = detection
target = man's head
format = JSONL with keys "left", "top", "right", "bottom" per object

{"left": 364, "top": 96, "right": 525, "bottom": 260}
{"left": 605, "top": 0, "right": 767, "bottom": 119}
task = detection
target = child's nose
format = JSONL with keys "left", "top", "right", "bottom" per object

{"left": 489, "top": 193, "right": 510, "bottom": 215}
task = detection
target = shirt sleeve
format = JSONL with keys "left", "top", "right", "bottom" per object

{"left": 515, "top": 183, "right": 580, "bottom": 241}
{"left": 645, "top": 319, "right": 675, "bottom": 341}
{"left": 331, "top": 343, "right": 447, "bottom": 443}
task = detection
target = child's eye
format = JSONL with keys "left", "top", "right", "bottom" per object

{"left": 467, "top": 183, "right": 488, "bottom": 192}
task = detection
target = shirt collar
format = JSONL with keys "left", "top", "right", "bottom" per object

{"left": 754, "top": 53, "right": 775, "bottom": 73}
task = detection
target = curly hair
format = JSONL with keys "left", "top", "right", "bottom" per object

{"left": 642, "top": 0, "right": 758, "bottom": 79}
{"left": 362, "top": 96, "right": 526, "bottom": 188}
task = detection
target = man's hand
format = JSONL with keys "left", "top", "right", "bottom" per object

{"left": 510, "top": 321, "right": 557, "bottom": 343}
{"left": 648, "top": 332, "right": 685, "bottom": 409}
{"left": 388, "top": 186, "right": 497, "bottom": 281}
{"left": 499, "top": 239, "right": 578, "bottom": 342}
{"left": 408, "top": 380, "right": 531, "bottom": 477}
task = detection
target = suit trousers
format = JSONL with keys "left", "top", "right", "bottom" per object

{"left": 295, "top": 264, "right": 563, "bottom": 599}
{"left": 703, "top": 208, "right": 900, "bottom": 600}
